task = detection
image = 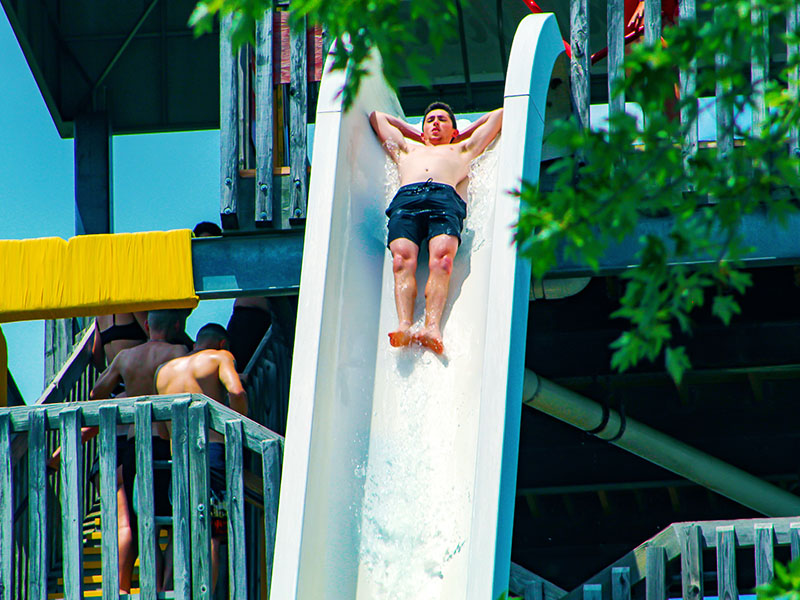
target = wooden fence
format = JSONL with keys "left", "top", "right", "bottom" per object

{"left": 569, "top": 0, "right": 800, "bottom": 160}
{"left": 557, "top": 517, "right": 800, "bottom": 600}
{"left": 0, "top": 395, "right": 282, "bottom": 600}
{"left": 220, "top": 8, "right": 325, "bottom": 231}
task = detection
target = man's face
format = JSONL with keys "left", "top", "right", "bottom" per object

{"left": 422, "top": 109, "right": 457, "bottom": 145}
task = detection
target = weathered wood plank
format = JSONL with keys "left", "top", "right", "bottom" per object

{"left": 288, "top": 15, "right": 308, "bottom": 221}
{"left": 584, "top": 583, "right": 602, "bottom": 600}
{"left": 644, "top": 0, "right": 661, "bottom": 47}
{"left": 612, "top": 567, "right": 630, "bottom": 600}
{"left": 526, "top": 580, "right": 544, "bottom": 600}
{"left": 646, "top": 546, "right": 666, "bottom": 600}
{"left": 570, "top": 0, "right": 590, "bottom": 130}
{"left": 788, "top": 4, "right": 800, "bottom": 157}
{"left": 607, "top": 0, "right": 625, "bottom": 121}
{"left": 171, "top": 399, "right": 191, "bottom": 600}
{"left": 679, "top": 0, "right": 698, "bottom": 163}
{"left": 750, "top": 2, "right": 769, "bottom": 138}
{"left": 3, "top": 396, "right": 282, "bottom": 450}
{"left": 135, "top": 402, "right": 157, "bottom": 600}
{"left": 99, "top": 406, "right": 120, "bottom": 599}
{"left": 791, "top": 523, "right": 800, "bottom": 561}
{"left": 255, "top": 8, "right": 275, "bottom": 225}
{"left": 716, "top": 526, "right": 739, "bottom": 600}
{"left": 189, "top": 402, "right": 212, "bottom": 599}
{"left": 0, "top": 413, "right": 12, "bottom": 600}
{"left": 27, "top": 409, "right": 47, "bottom": 600}
{"left": 226, "top": 420, "right": 247, "bottom": 598}
{"left": 679, "top": 524, "right": 703, "bottom": 600}
{"left": 755, "top": 523, "right": 774, "bottom": 587}
{"left": 60, "top": 407, "right": 84, "bottom": 599}
{"left": 220, "top": 12, "right": 240, "bottom": 229}
{"left": 714, "top": 6, "right": 733, "bottom": 159}
{"left": 262, "top": 438, "right": 282, "bottom": 594}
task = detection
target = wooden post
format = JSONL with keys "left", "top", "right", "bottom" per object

{"left": 289, "top": 16, "right": 309, "bottom": 221}
{"left": 98, "top": 405, "right": 120, "bottom": 598}
{"left": 189, "top": 402, "right": 212, "bottom": 599}
{"left": 791, "top": 523, "right": 800, "bottom": 561}
{"left": 262, "top": 438, "right": 282, "bottom": 594}
{"left": 220, "top": 13, "right": 240, "bottom": 230}
{"left": 135, "top": 402, "right": 157, "bottom": 600}
{"left": 679, "top": 0, "right": 698, "bottom": 166}
{"left": 0, "top": 413, "right": 12, "bottom": 600}
{"left": 171, "top": 399, "right": 192, "bottom": 600}
{"left": 750, "top": 2, "right": 768, "bottom": 138}
{"left": 525, "top": 580, "right": 544, "bottom": 600}
{"left": 612, "top": 567, "right": 631, "bottom": 600}
{"left": 570, "top": 0, "right": 590, "bottom": 130}
{"left": 225, "top": 420, "right": 247, "bottom": 597}
{"left": 45, "top": 319, "right": 74, "bottom": 388}
{"left": 60, "top": 406, "right": 84, "bottom": 599}
{"left": 28, "top": 409, "right": 47, "bottom": 600}
{"left": 646, "top": 546, "right": 666, "bottom": 600}
{"left": 584, "top": 583, "right": 603, "bottom": 600}
{"left": 714, "top": 6, "right": 734, "bottom": 160}
{"left": 788, "top": 5, "right": 800, "bottom": 157}
{"left": 680, "top": 524, "right": 704, "bottom": 600}
{"left": 607, "top": 0, "right": 625, "bottom": 123}
{"left": 255, "top": 8, "right": 275, "bottom": 226}
{"left": 644, "top": 0, "right": 661, "bottom": 47}
{"left": 716, "top": 525, "right": 739, "bottom": 600}
{"left": 754, "top": 523, "right": 774, "bottom": 587}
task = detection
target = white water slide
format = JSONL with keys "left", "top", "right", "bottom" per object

{"left": 272, "top": 14, "right": 566, "bottom": 600}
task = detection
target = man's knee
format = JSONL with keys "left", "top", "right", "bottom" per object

{"left": 429, "top": 253, "right": 454, "bottom": 276}
{"left": 390, "top": 241, "right": 418, "bottom": 274}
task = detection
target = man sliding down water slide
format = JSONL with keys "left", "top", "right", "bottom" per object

{"left": 369, "top": 103, "right": 503, "bottom": 355}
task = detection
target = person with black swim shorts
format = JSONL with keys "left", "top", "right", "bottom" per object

{"left": 370, "top": 102, "right": 503, "bottom": 354}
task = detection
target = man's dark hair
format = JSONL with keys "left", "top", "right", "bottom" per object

{"left": 196, "top": 323, "right": 230, "bottom": 345}
{"left": 423, "top": 102, "right": 457, "bottom": 129}
{"left": 193, "top": 221, "right": 222, "bottom": 237}
{"left": 147, "top": 309, "right": 182, "bottom": 335}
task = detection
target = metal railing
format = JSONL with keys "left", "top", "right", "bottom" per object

{"left": 0, "top": 395, "right": 283, "bottom": 600}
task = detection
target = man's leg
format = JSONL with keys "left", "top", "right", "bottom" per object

{"left": 388, "top": 237, "right": 420, "bottom": 347}
{"left": 117, "top": 466, "right": 136, "bottom": 593}
{"left": 416, "top": 233, "right": 459, "bottom": 354}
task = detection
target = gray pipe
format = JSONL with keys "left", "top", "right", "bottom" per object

{"left": 523, "top": 370, "right": 800, "bottom": 517}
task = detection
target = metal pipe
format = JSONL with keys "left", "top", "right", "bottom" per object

{"left": 523, "top": 370, "right": 800, "bottom": 517}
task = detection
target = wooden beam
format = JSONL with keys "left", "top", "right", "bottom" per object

{"left": 226, "top": 420, "right": 247, "bottom": 597}
{"left": 255, "top": 8, "right": 275, "bottom": 225}
{"left": 679, "top": 524, "right": 703, "bottom": 600}
{"left": 570, "top": 0, "right": 590, "bottom": 131}
{"left": 288, "top": 16, "right": 308, "bottom": 221}
{"left": 220, "top": 13, "right": 240, "bottom": 230}
{"left": 171, "top": 399, "right": 192, "bottom": 600}
{"left": 679, "top": 0, "right": 698, "bottom": 165}
{"left": 189, "top": 402, "right": 212, "bottom": 598}
{"left": 607, "top": 0, "right": 625, "bottom": 122}
{"left": 27, "top": 409, "right": 47, "bottom": 599}
{"left": 98, "top": 406, "right": 120, "bottom": 598}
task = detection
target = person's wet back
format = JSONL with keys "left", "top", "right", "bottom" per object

{"left": 155, "top": 322, "right": 248, "bottom": 592}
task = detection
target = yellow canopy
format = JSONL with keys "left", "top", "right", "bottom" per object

{"left": 0, "top": 229, "right": 198, "bottom": 323}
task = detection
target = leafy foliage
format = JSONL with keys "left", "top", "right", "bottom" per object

{"left": 516, "top": 0, "right": 800, "bottom": 383}
{"left": 758, "top": 557, "right": 800, "bottom": 600}
{"left": 189, "top": 0, "right": 457, "bottom": 109}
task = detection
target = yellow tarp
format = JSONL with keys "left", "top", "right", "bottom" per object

{"left": 0, "top": 230, "right": 198, "bottom": 323}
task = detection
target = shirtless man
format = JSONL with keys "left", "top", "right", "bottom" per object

{"left": 155, "top": 322, "right": 248, "bottom": 591}
{"left": 369, "top": 102, "right": 503, "bottom": 354}
{"left": 90, "top": 309, "right": 188, "bottom": 594}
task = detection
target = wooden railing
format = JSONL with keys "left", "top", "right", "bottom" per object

{"left": 568, "top": 0, "right": 800, "bottom": 158}
{"left": 242, "top": 323, "right": 291, "bottom": 436}
{"left": 562, "top": 516, "right": 800, "bottom": 600}
{"left": 0, "top": 395, "right": 283, "bottom": 600}
{"left": 220, "top": 7, "right": 324, "bottom": 231}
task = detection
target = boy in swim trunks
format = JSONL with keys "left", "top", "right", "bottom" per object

{"left": 369, "top": 102, "right": 503, "bottom": 354}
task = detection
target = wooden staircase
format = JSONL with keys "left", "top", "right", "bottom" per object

{"left": 48, "top": 511, "right": 174, "bottom": 600}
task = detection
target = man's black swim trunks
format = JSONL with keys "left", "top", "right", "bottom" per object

{"left": 386, "top": 181, "right": 467, "bottom": 248}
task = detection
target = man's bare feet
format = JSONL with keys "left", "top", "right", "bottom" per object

{"left": 388, "top": 329, "right": 413, "bottom": 347}
{"left": 412, "top": 330, "right": 445, "bottom": 355}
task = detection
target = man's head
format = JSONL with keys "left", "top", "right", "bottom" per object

{"left": 422, "top": 101, "right": 458, "bottom": 145}
{"left": 193, "top": 221, "right": 222, "bottom": 237}
{"left": 146, "top": 309, "right": 183, "bottom": 341}
{"left": 194, "top": 323, "right": 231, "bottom": 351}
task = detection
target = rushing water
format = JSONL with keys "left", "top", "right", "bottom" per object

{"left": 355, "top": 137, "right": 500, "bottom": 599}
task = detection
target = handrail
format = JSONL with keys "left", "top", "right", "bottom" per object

{"left": 36, "top": 324, "right": 95, "bottom": 405}
{"left": 0, "top": 394, "right": 283, "bottom": 599}
{"left": 565, "top": 516, "right": 800, "bottom": 600}
{"left": 243, "top": 323, "right": 291, "bottom": 435}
